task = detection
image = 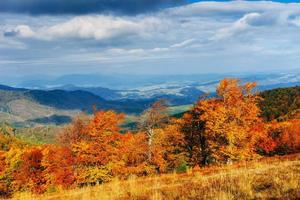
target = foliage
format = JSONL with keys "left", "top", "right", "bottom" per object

{"left": 181, "top": 79, "right": 262, "bottom": 166}
{"left": 42, "top": 145, "right": 76, "bottom": 189}
{"left": 259, "top": 86, "right": 300, "bottom": 121}
{"left": 138, "top": 99, "right": 169, "bottom": 162}
{"left": 257, "top": 119, "right": 300, "bottom": 155}
{"left": 0, "top": 80, "right": 299, "bottom": 197}
{"left": 13, "top": 147, "right": 47, "bottom": 194}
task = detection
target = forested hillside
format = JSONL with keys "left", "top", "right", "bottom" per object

{"left": 0, "top": 88, "right": 154, "bottom": 126}
{"left": 0, "top": 79, "right": 299, "bottom": 198}
{"left": 260, "top": 86, "right": 300, "bottom": 121}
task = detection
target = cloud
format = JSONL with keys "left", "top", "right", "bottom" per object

{"left": 2, "top": 1, "right": 300, "bottom": 75}
{"left": 4, "top": 1, "right": 300, "bottom": 43}
{"left": 0, "top": 0, "right": 185, "bottom": 15}
{"left": 170, "top": 39, "right": 195, "bottom": 48}
{"left": 4, "top": 25, "right": 35, "bottom": 38}
{"left": 214, "top": 13, "right": 262, "bottom": 40}
{"left": 3, "top": 15, "right": 164, "bottom": 41}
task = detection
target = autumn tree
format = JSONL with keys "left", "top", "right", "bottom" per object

{"left": 182, "top": 79, "right": 262, "bottom": 166}
{"left": 207, "top": 79, "right": 262, "bottom": 162}
{"left": 115, "top": 132, "right": 149, "bottom": 177}
{"left": 150, "top": 120, "right": 186, "bottom": 173}
{"left": 42, "top": 145, "right": 76, "bottom": 189}
{"left": 257, "top": 119, "right": 300, "bottom": 155}
{"left": 58, "top": 113, "right": 90, "bottom": 146}
{"left": 13, "top": 147, "right": 47, "bottom": 194}
{"left": 181, "top": 100, "right": 210, "bottom": 166}
{"left": 138, "top": 99, "right": 169, "bottom": 160}
{"left": 0, "top": 150, "right": 8, "bottom": 197}
{"left": 69, "top": 110, "right": 124, "bottom": 185}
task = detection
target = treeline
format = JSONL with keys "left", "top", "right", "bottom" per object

{"left": 0, "top": 79, "right": 299, "bottom": 197}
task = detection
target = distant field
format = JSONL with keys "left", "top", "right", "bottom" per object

{"left": 121, "top": 104, "right": 191, "bottom": 131}
{"left": 14, "top": 154, "right": 300, "bottom": 200}
{"left": 168, "top": 104, "right": 192, "bottom": 116}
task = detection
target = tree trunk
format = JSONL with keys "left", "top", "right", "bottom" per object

{"left": 147, "top": 128, "right": 154, "bottom": 161}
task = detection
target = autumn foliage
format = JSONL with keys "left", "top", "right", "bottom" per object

{"left": 0, "top": 79, "right": 299, "bottom": 197}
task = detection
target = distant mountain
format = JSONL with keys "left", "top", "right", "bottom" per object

{"left": 0, "top": 86, "right": 153, "bottom": 127}
{"left": 52, "top": 84, "right": 207, "bottom": 103}
{"left": 0, "top": 84, "right": 27, "bottom": 91}
{"left": 0, "top": 72, "right": 299, "bottom": 127}
{"left": 54, "top": 84, "right": 122, "bottom": 100}
{"left": 0, "top": 83, "right": 208, "bottom": 127}
{"left": 16, "top": 73, "right": 224, "bottom": 90}
{"left": 25, "top": 89, "right": 107, "bottom": 111}
{"left": 9, "top": 72, "right": 300, "bottom": 97}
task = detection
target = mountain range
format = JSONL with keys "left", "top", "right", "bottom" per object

{"left": 0, "top": 72, "right": 299, "bottom": 127}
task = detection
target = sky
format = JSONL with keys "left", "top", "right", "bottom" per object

{"left": 1, "top": 0, "right": 300, "bottom": 76}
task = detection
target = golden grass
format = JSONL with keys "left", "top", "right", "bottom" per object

{"left": 12, "top": 154, "right": 300, "bottom": 200}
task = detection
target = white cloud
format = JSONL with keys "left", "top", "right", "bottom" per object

{"left": 44, "top": 16, "right": 142, "bottom": 40}
{"left": 3, "top": 1, "right": 300, "bottom": 43}
{"left": 3, "top": 15, "right": 164, "bottom": 41}
{"left": 1, "top": 1, "right": 300, "bottom": 74}
{"left": 214, "top": 13, "right": 261, "bottom": 40}
{"left": 13, "top": 25, "right": 35, "bottom": 38}
{"left": 170, "top": 39, "right": 195, "bottom": 48}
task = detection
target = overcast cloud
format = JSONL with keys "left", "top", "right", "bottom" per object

{"left": 0, "top": 1, "right": 300, "bottom": 76}
{"left": 0, "top": 0, "right": 185, "bottom": 15}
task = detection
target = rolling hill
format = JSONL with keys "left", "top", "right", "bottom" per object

{"left": 0, "top": 88, "right": 154, "bottom": 127}
{"left": 0, "top": 82, "right": 299, "bottom": 127}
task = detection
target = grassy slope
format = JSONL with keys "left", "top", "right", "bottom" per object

{"left": 14, "top": 154, "right": 300, "bottom": 200}
{"left": 0, "top": 90, "right": 79, "bottom": 127}
{"left": 168, "top": 104, "right": 192, "bottom": 116}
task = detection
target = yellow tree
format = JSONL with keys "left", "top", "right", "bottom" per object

{"left": 182, "top": 79, "right": 262, "bottom": 165}
{"left": 150, "top": 120, "right": 186, "bottom": 173}
{"left": 70, "top": 110, "right": 124, "bottom": 185}
{"left": 42, "top": 145, "right": 76, "bottom": 189}
{"left": 138, "top": 99, "right": 169, "bottom": 161}
{"left": 115, "top": 132, "right": 149, "bottom": 177}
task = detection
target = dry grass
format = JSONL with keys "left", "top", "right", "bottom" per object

{"left": 12, "top": 154, "right": 300, "bottom": 200}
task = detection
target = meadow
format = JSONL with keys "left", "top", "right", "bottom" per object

{"left": 13, "top": 154, "right": 300, "bottom": 200}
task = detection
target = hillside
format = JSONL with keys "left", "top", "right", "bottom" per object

{"left": 0, "top": 84, "right": 299, "bottom": 127}
{"left": 0, "top": 83, "right": 204, "bottom": 127}
{"left": 15, "top": 154, "right": 300, "bottom": 200}
{"left": 260, "top": 86, "right": 300, "bottom": 121}
{"left": 0, "top": 79, "right": 299, "bottom": 199}
{"left": 0, "top": 90, "right": 79, "bottom": 127}
{"left": 0, "top": 88, "right": 154, "bottom": 127}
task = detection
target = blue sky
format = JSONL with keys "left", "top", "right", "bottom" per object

{"left": 1, "top": 0, "right": 300, "bottom": 76}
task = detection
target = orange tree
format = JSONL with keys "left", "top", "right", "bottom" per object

{"left": 115, "top": 132, "right": 149, "bottom": 177}
{"left": 181, "top": 79, "right": 263, "bottom": 166}
{"left": 150, "top": 120, "right": 186, "bottom": 173}
{"left": 67, "top": 110, "right": 124, "bottom": 185}
{"left": 257, "top": 119, "right": 300, "bottom": 155}
{"left": 13, "top": 147, "right": 47, "bottom": 194}
{"left": 42, "top": 145, "right": 76, "bottom": 189}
